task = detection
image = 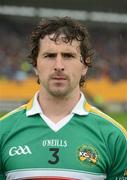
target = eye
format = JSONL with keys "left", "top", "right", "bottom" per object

{"left": 44, "top": 53, "right": 56, "bottom": 58}
{"left": 62, "top": 53, "right": 75, "bottom": 59}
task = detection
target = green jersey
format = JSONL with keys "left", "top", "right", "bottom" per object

{"left": 0, "top": 93, "right": 127, "bottom": 180}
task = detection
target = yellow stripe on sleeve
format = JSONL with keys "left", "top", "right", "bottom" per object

{"left": 84, "top": 102, "right": 127, "bottom": 138}
{"left": 0, "top": 104, "right": 27, "bottom": 121}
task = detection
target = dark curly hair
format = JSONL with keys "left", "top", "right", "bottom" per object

{"left": 28, "top": 16, "right": 94, "bottom": 86}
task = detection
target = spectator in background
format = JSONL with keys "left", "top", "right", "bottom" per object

{"left": 0, "top": 18, "right": 127, "bottom": 81}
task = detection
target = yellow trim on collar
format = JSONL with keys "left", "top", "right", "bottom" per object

{"left": 26, "top": 97, "right": 34, "bottom": 111}
{"left": 84, "top": 102, "right": 91, "bottom": 112}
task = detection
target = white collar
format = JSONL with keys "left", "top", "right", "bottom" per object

{"left": 26, "top": 91, "right": 89, "bottom": 117}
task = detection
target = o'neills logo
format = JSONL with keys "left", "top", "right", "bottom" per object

{"left": 42, "top": 139, "right": 67, "bottom": 147}
{"left": 78, "top": 144, "right": 99, "bottom": 166}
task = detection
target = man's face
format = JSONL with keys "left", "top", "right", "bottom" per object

{"left": 35, "top": 34, "right": 87, "bottom": 97}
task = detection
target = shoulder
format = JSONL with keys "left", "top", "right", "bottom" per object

{"left": 85, "top": 102, "right": 127, "bottom": 139}
{"left": 0, "top": 104, "right": 27, "bottom": 126}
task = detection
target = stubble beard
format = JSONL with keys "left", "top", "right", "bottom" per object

{"left": 45, "top": 77, "right": 75, "bottom": 98}
{"left": 47, "top": 82, "right": 70, "bottom": 98}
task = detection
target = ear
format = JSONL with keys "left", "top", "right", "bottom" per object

{"left": 34, "top": 68, "right": 39, "bottom": 75}
{"left": 82, "top": 64, "right": 88, "bottom": 76}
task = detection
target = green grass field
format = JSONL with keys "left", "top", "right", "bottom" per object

{"left": 0, "top": 112, "right": 127, "bottom": 130}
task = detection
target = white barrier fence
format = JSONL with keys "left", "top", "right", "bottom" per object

{"left": 0, "top": 101, "right": 26, "bottom": 113}
{"left": 0, "top": 100, "right": 127, "bottom": 113}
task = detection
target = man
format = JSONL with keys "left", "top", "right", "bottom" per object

{"left": 0, "top": 17, "right": 127, "bottom": 180}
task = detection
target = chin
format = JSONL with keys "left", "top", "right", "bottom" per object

{"left": 50, "top": 89, "right": 69, "bottom": 97}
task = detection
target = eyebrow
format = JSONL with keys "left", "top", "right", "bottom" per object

{"left": 62, "top": 52, "right": 76, "bottom": 55}
{"left": 42, "top": 52, "right": 77, "bottom": 56}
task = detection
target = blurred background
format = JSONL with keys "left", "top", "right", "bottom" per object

{"left": 0, "top": 0, "right": 127, "bottom": 128}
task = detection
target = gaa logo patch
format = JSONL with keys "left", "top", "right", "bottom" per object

{"left": 78, "top": 144, "right": 99, "bottom": 166}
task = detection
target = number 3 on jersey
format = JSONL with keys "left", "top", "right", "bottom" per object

{"left": 48, "top": 148, "right": 60, "bottom": 164}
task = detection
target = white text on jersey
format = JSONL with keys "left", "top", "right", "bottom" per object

{"left": 9, "top": 145, "right": 32, "bottom": 156}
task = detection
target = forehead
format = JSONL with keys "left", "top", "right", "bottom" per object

{"left": 39, "top": 34, "right": 81, "bottom": 53}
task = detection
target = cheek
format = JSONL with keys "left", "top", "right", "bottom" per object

{"left": 38, "top": 68, "right": 47, "bottom": 77}
{"left": 36, "top": 62, "right": 47, "bottom": 74}
{"left": 70, "top": 65, "right": 83, "bottom": 80}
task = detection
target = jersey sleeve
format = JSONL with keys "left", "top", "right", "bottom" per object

{"left": 0, "top": 123, "right": 6, "bottom": 180}
{"left": 107, "top": 131, "right": 127, "bottom": 179}
{"left": 0, "top": 175, "right": 6, "bottom": 180}
{"left": 0, "top": 153, "right": 5, "bottom": 180}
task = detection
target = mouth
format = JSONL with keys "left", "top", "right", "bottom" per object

{"left": 52, "top": 76, "right": 67, "bottom": 81}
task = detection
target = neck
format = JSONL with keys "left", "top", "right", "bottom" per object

{"left": 38, "top": 88, "right": 81, "bottom": 123}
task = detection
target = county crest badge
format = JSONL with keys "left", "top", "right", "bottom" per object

{"left": 78, "top": 144, "right": 99, "bottom": 166}
{"left": 124, "top": 169, "right": 127, "bottom": 176}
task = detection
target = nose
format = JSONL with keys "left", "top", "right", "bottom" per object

{"left": 54, "top": 55, "right": 64, "bottom": 71}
